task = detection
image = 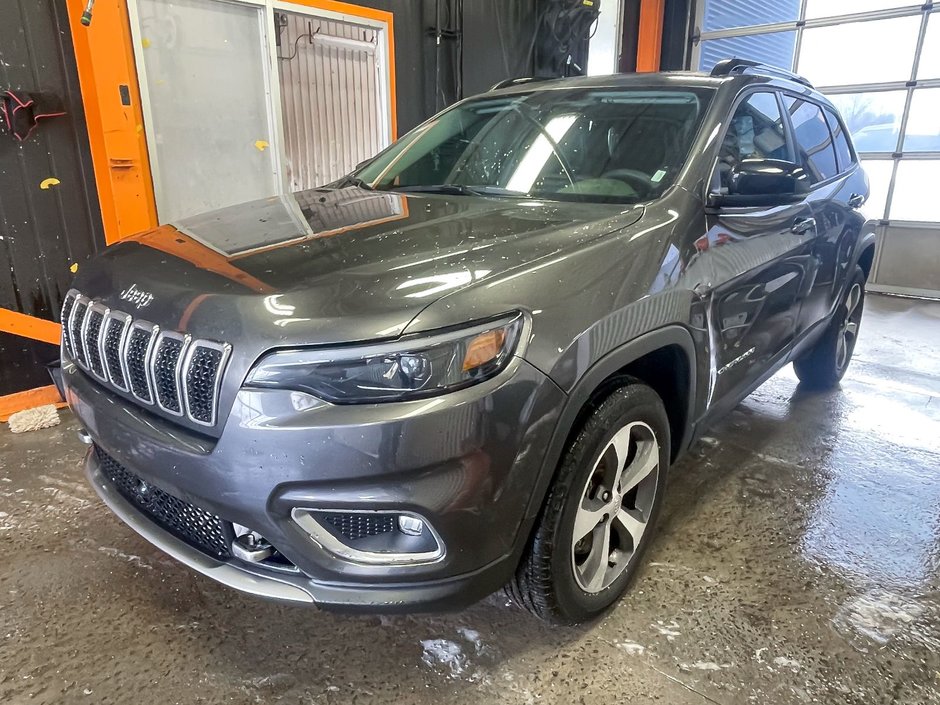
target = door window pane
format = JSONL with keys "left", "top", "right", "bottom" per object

{"left": 824, "top": 108, "right": 854, "bottom": 171}
{"left": 702, "top": 0, "right": 800, "bottom": 32}
{"left": 859, "top": 159, "right": 893, "bottom": 221}
{"left": 917, "top": 13, "right": 940, "bottom": 80}
{"left": 698, "top": 31, "right": 796, "bottom": 72}
{"left": 804, "top": 0, "right": 916, "bottom": 20}
{"left": 904, "top": 88, "right": 940, "bottom": 153}
{"left": 798, "top": 16, "right": 921, "bottom": 86}
{"left": 714, "top": 92, "right": 790, "bottom": 190}
{"left": 135, "top": 0, "right": 277, "bottom": 222}
{"left": 890, "top": 161, "right": 940, "bottom": 222}
{"left": 784, "top": 97, "right": 839, "bottom": 183}
{"left": 826, "top": 91, "right": 906, "bottom": 153}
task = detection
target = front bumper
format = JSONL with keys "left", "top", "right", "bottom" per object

{"left": 68, "top": 356, "right": 565, "bottom": 611}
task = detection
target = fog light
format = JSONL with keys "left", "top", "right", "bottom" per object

{"left": 398, "top": 515, "right": 424, "bottom": 536}
{"left": 291, "top": 509, "right": 444, "bottom": 565}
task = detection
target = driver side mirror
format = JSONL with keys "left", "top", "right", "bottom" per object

{"left": 708, "top": 159, "right": 810, "bottom": 209}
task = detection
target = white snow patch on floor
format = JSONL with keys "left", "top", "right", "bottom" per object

{"left": 456, "top": 627, "right": 485, "bottom": 654}
{"left": 773, "top": 656, "right": 801, "bottom": 670}
{"left": 834, "top": 590, "right": 925, "bottom": 645}
{"left": 98, "top": 546, "right": 152, "bottom": 570}
{"left": 680, "top": 661, "right": 728, "bottom": 671}
{"left": 421, "top": 639, "right": 469, "bottom": 678}
{"left": 652, "top": 620, "right": 681, "bottom": 640}
{"left": 616, "top": 641, "right": 646, "bottom": 655}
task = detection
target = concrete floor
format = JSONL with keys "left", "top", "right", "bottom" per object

{"left": 1, "top": 293, "right": 938, "bottom": 705}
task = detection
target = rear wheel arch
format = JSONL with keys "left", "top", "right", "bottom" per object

{"left": 857, "top": 242, "right": 875, "bottom": 280}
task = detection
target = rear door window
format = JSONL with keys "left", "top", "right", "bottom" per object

{"left": 823, "top": 107, "right": 855, "bottom": 172}
{"left": 783, "top": 95, "right": 839, "bottom": 183}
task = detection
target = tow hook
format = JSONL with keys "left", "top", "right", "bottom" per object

{"left": 232, "top": 532, "right": 274, "bottom": 563}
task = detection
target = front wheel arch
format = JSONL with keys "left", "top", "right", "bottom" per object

{"left": 519, "top": 325, "right": 698, "bottom": 535}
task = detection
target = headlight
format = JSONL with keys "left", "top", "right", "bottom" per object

{"left": 245, "top": 313, "right": 524, "bottom": 403}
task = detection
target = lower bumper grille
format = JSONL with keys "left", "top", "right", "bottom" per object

{"left": 322, "top": 513, "right": 396, "bottom": 542}
{"left": 95, "top": 447, "right": 231, "bottom": 560}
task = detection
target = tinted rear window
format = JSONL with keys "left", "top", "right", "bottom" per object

{"left": 824, "top": 107, "right": 855, "bottom": 172}
{"left": 783, "top": 95, "right": 839, "bottom": 183}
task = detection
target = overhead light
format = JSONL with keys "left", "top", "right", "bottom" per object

{"left": 506, "top": 114, "right": 578, "bottom": 193}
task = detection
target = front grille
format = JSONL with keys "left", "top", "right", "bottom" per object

{"left": 185, "top": 344, "right": 225, "bottom": 424}
{"left": 126, "top": 325, "right": 155, "bottom": 402}
{"left": 322, "top": 513, "right": 397, "bottom": 542}
{"left": 71, "top": 300, "right": 88, "bottom": 366}
{"left": 61, "top": 295, "right": 75, "bottom": 357}
{"left": 153, "top": 334, "right": 185, "bottom": 413}
{"left": 85, "top": 309, "right": 105, "bottom": 377}
{"left": 62, "top": 290, "right": 230, "bottom": 428}
{"left": 103, "top": 315, "right": 129, "bottom": 390}
{"left": 95, "top": 446, "right": 230, "bottom": 559}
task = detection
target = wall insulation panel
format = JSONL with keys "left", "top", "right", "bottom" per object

{"left": 277, "top": 11, "right": 387, "bottom": 191}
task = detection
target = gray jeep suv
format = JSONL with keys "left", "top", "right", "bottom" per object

{"left": 61, "top": 60, "right": 875, "bottom": 624}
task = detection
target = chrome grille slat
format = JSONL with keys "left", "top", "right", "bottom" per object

{"left": 70, "top": 297, "right": 90, "bottom": 368}
{"left": 61, "top": 291, "right": 230, "bottom": 427}
{"left": 85, "top": 303, "right": 109, "bottom": 380}
{"left": 61, "top": 291, "right": 77, "bottom": 358}
{"left": 182, "top": 340, "right": 230, "bottom": 427}
{"left": 126, "top": 321, "right": 158, "bottom": 405}
{"left": 153, "top": 331, "right": 189, "bottom": 416}
{"left": 102, "top": 310, "right": 132, "bottom": 391}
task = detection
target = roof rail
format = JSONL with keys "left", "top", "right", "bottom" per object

{"left": 710, "top": 58, "right": 813, "bottom": 88}
{"left": 489, "top": 76, "right": 553, "bottom": 91}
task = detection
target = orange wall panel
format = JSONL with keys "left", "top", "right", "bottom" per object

{"left": 636, "top": 0, "right": 665, "bottom": 73}
{"left": 65, "top": 0, "right": 157, "bottom": 244}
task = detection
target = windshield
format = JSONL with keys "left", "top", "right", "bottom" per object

{"left": 352, "top": 87, "right": 711, "bottom": 204}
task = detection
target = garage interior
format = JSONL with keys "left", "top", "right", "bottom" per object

{"left": 1, "top": 0, "right": 938, "bottom": 703}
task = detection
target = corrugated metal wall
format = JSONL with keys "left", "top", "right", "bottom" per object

{"left": 700, "top": 0, "right": 801, "bottom": 33}
{"left": 278, "top": 11, "right": 386, "bottom": 191}
{"left": 0, "top": 0, "right": 104, "bottom": 395}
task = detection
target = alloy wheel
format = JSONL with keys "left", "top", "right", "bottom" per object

{"left": 837, "top": 282, "right": 863, "bottom": 371}
{"left": 571, "top": 421, "right": 660, "bottom": 593}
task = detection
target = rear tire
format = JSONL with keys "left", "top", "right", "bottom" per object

{"left": 508, "top": 380, "right": 670, "bottom": 625}
{"left": 793, "top": 265, "right": 866, "bottom": 388}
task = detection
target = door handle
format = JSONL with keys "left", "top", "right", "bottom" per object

{"left": 848, "top": 193, "right": 865, "bottom": 209}
{"left": 791, "top": 217, "right": 816, "bottom": 235}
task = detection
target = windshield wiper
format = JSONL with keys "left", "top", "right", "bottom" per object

{"left": 386, "top": 184, "right": 516, "bottom": 197}
{"left": 331, "top": 175, "right": 374, "bottom": 190}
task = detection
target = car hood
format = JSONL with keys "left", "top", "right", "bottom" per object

{"left": 74, "top": 187, "right": 642, "bottom": 348}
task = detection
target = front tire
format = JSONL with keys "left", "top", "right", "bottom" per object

{"left": 793, "top": 265, "right": 866, "bottom": 388}
{"left": 508, "top": 380, "right": 670, "bottom": 625}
